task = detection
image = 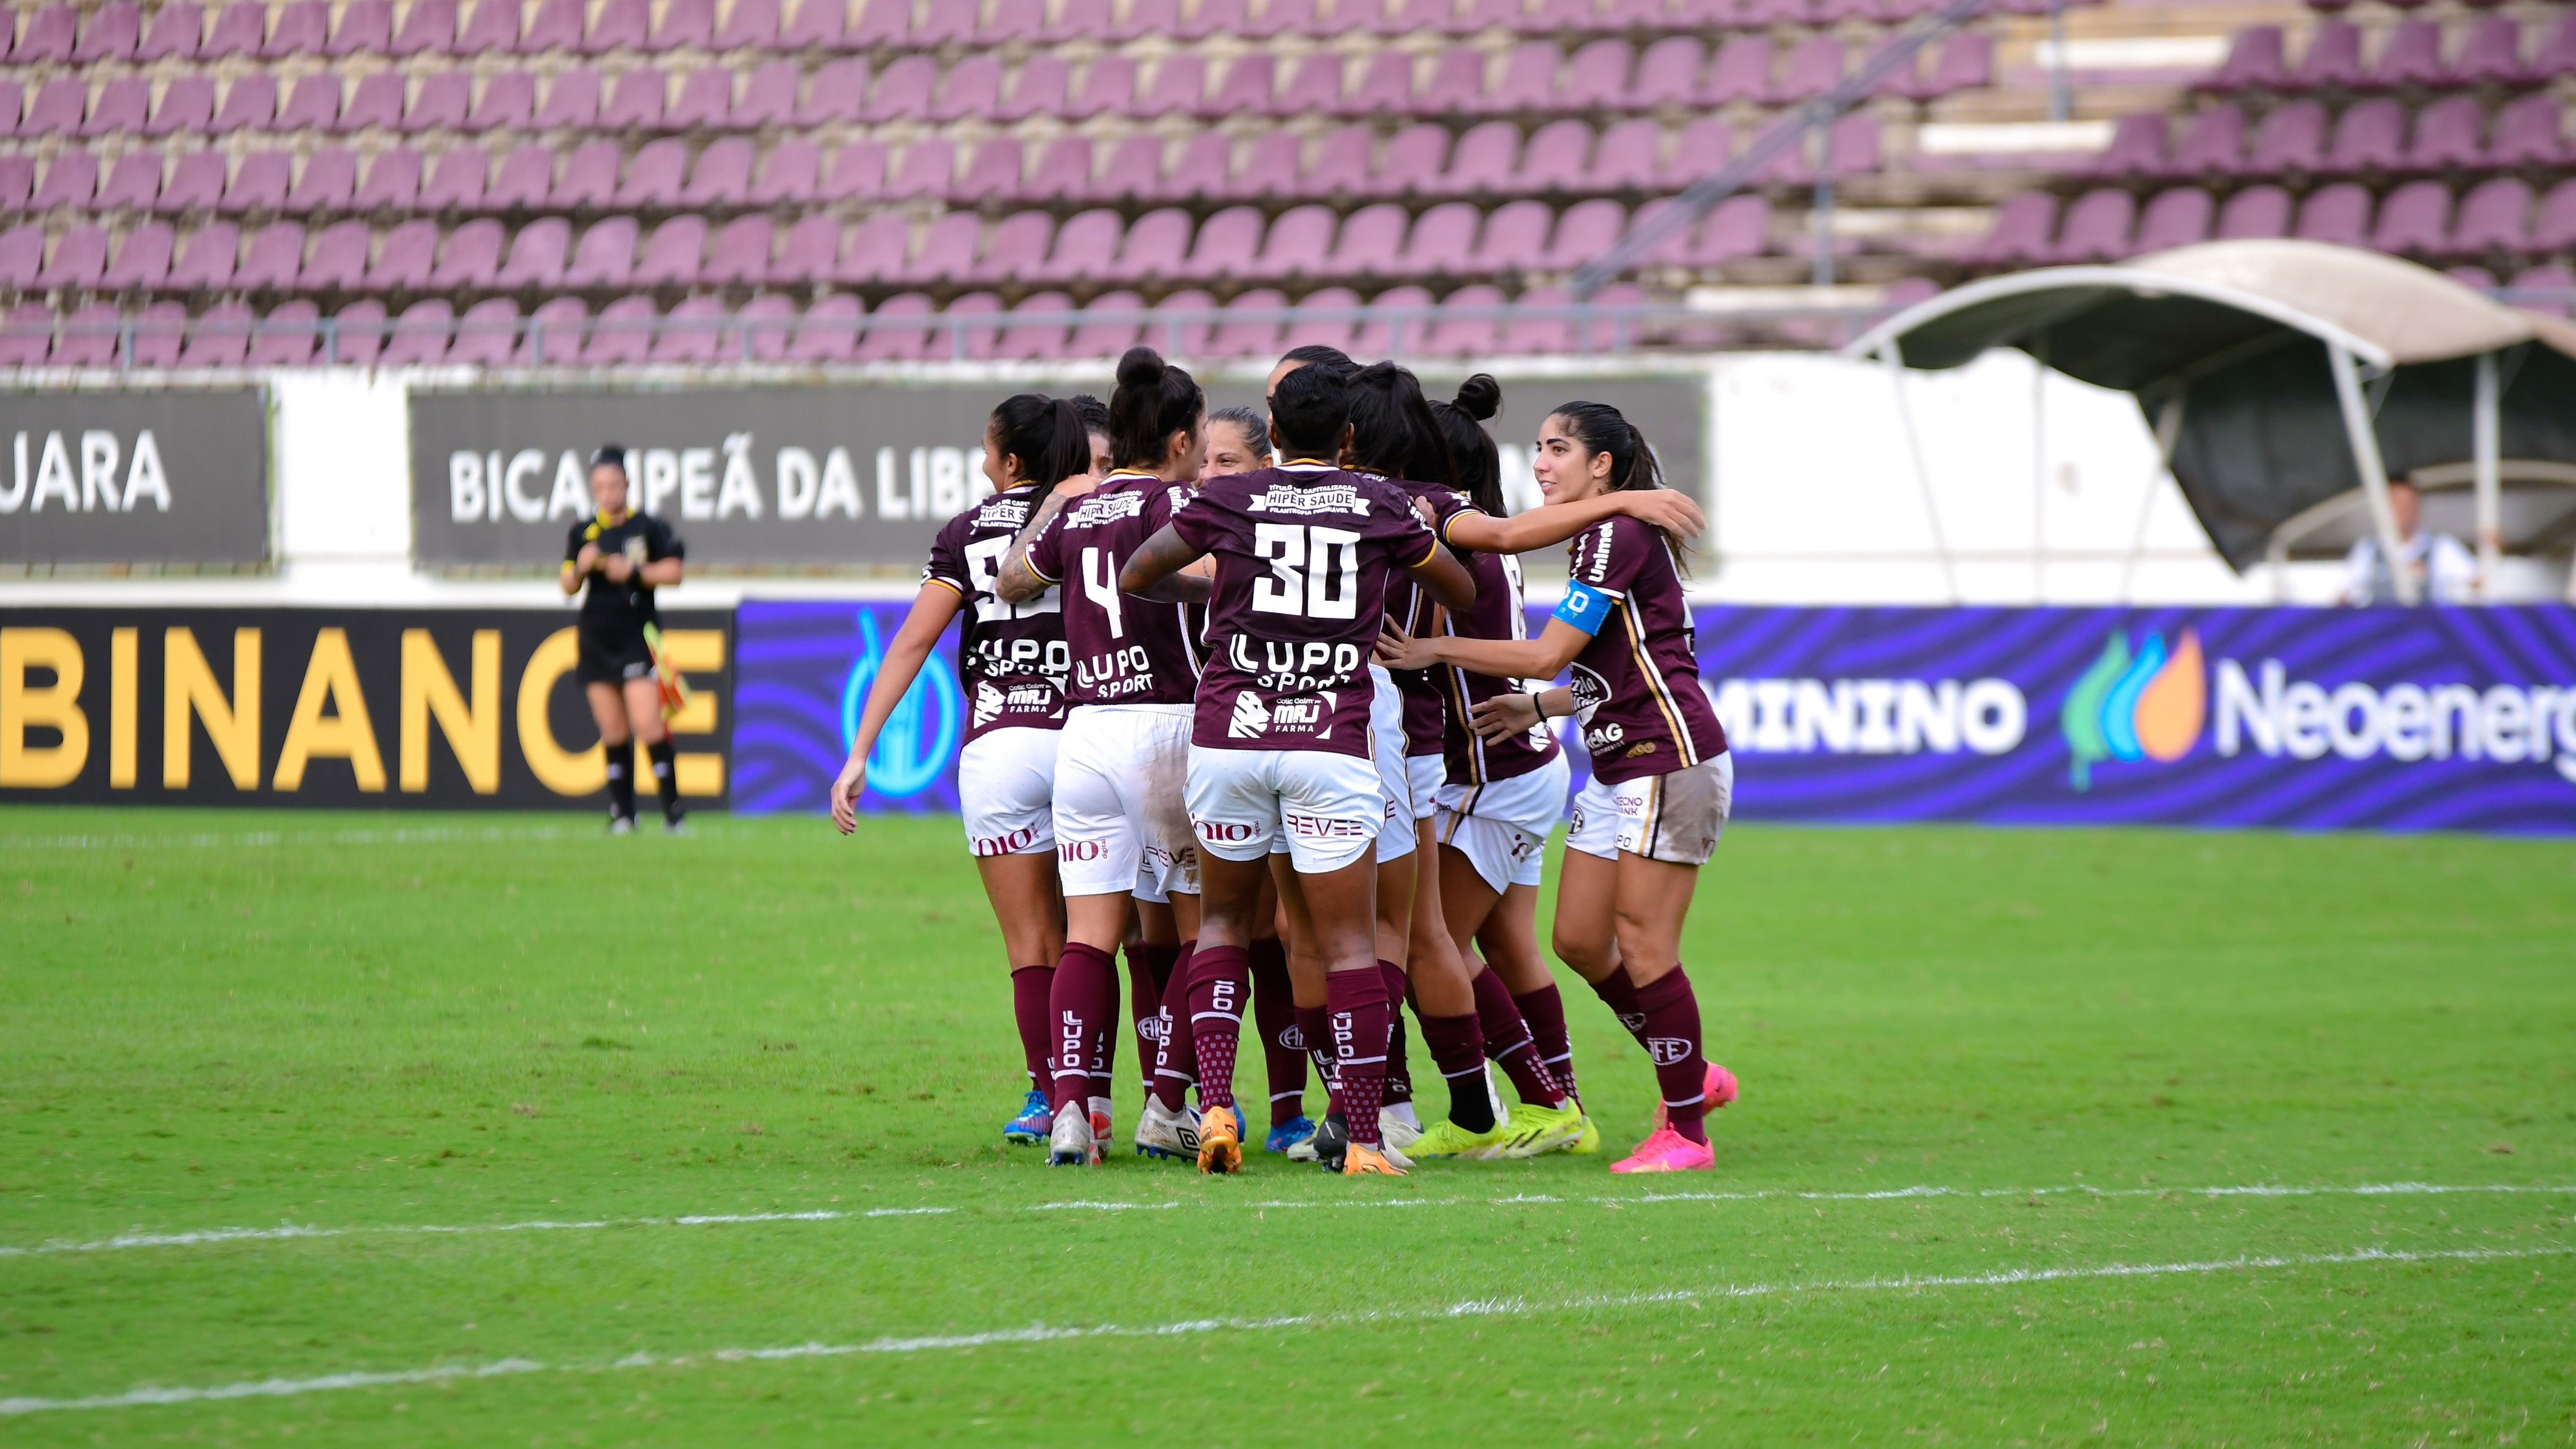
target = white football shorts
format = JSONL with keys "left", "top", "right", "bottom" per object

{"left": 1367, "top": 665, "right": 1417, "bottom": 864}
{"left": 1563, "top": 752, "right": 1733, "bottom": 867}
{"left": 1186, "top": 743, "right": 1383, "bottom": 876}
{"left": 1434, "top": 752, "right": 1572, "bottom": 893}
{"left": 1053, "top": 703, "right": 1200, "bottom": 900}
{"left": 956, "top": 725, "right": 1060, "bottom": 858}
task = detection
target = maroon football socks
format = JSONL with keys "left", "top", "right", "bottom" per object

{"left": 1631, "top": 966, "right": 1710, "bottom": 1145}
{"left": 1325, "top": 968, "right": 1392, "bottom": 1148}
{"left": 1047, "top": 943, "right": 1119, "bottom": 1116}
{"left": 1010, "top": 964, "right": 1054, "bottom": 1091}
{"left": 1148, "top": 940, "right": 1196, "bottom": 1112}
{"left": 1417, "top": 1011, "right": 1496, "bottom": 1134}
{"left": 1249, "top": 937, "right": 1307, "bottom": 1127}
{"left": 1295, "top": 1003, "right": 1341, "bottom": 1117}
{"left": 1588, "top": 965, "right": 1655, "bottom": 1054}
{"left": 1471, "top": 965, "right": 1566, "bottom": 1109}
{"left": 1512, "top": 981, "right": 1579, "bottom": 1104}
{"left": 1376, "top": 960, "right": 1413, "bottom": 1110}
{"left": 1186, "top": 943, "right": 1250, "bottom": 1112}
{"left": 1124, "top": 941, "right": 1178, "bottom": 1098}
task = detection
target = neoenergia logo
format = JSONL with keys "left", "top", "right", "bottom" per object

{"left": 2061, "top": 630, "right": 2207, "bottom": 790}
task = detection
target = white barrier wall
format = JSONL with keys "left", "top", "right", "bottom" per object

{"left": 3, "top": 356, "right": 2562, "bottom": 607}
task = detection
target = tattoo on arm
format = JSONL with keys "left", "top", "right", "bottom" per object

{"left": 1119, "top": 525, "right": 1207, "bottom": 600}
{"left": 995, "top": 490, "right": 1073, "bottom": 604}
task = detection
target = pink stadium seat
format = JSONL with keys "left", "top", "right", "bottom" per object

{"left": 667, "top": 69, "right": 736, "bottom": 130}
{"left": 148, "top": 77, "right": 217, "bottom": 137}
{"left": 210, "top": 75, "right": 278, "bottom": 135}
{"left": 1252, "top": 204, "right": 1336, "bottom": 281}
{"left": 729, "top": 293, "right": 795, "bottom": 363}
{"left": 821, "top": 140, "right": 888, "bottom": 202}
{"left": 174, "top": 302, "right": 255, "bottom": 368}
{"left": 1219, "top": 132, "right": 1303, "bottom": 203}
{"left": 634, "top": 216, "right": 709, "bottom": 288}
{"left": 202, "top": 1, "right": 266, "bottom": 59}
{"left": 1023, "top": 136, "right": 1100, "bottom": 204}
{"left": 1000, "top": 55, "right": 1070, "bottom": 122}
{"left": 2449, "top": 177, "right": 2532, "bottom": 255}
{"left": 2047, "top": 189, "right": 2135, "bottom": 262}
{"left": 495, "top": 219, "right": 572, "bottom": 288}
{"left": 913, "top": 0, "right": 978, "bottom": 46}
{"left": 2487, "top": 96, "right": 2565, "bottom": 167}
{"left": 457, "top": 0, "right": 519, "bottom": 52}
{"left": 566, "top": 217, "right": 642, "bottom": 288}
{"left": 360, "top": 243, "right": 452, "bottom": 320}
{"left": 0, "top": 157, "right": 30, "bottom": 213}
{"left": 614, "top": 140, "right": 689, "bottom": 208}
{"left": 731, "top": 61, "right": 799, "bottom": 129}
{"left": 1113, "top": 0, "right": 1179, "bottom": 42}
{"left": 782, "top": 294, "right": 861, "bottom": 364}
{"left": 1063, "top": 54, "right": 1136, "bottom": 121}
{"left": 157, "top": 152, "right": 227, "bottom": 213}
{"left": 602, "top": 69, "right": 668, "bottom": 130}
{"left": 1469, "top": 199, "right": 1551, "bottom": 272}
{"left": 25, "top": 80, "right": 87, "bottom": 140}
{"left": 2132, "top": 187, "right": 2215, "bottom": 253}
{"left": 487, "top": 147, "right": 559, "bottom": 211}
{"left": 2533, "top": 15, "right": 2576, "bottom": 79}
{"left": 36, "top": 225, "right": 110, "bottom": 290}
{"left": 340, "top": 73, "right": 406, "bottom": 132}
{"left": 2160, "top": 106, "right": 2245, "bottom": 176}
{"left": 894, "top": 212, "right": 981, "bottom": 287}
{"left": 0, "top": 303, "right": 50, "bottom": 366}
{"left": 2367, "top": 21, "right": 2444, "bottom": 89}
{"left": 651, "top": 0, "right": 715, "bottom": 50}
{"left": 1281, "top": 285, "right": 1360, "bottom": 353}
{"left": 1140, "top": 288, "right": 1211, "bottom": 358}
{"left": 1435, "top": 122, "right": 1521, "bottom": 197}
{"left": 1967, "top": 192, "right": 2055, "bottom": 265}
{"left": 330, "top": 0, "right": 392, "bottom": 56}
{"left": 2197, "top": 26, "right": 2284, "bottom": 91}
{"left": 394, "top": 0, "right": 457, "bottom": 54}
{"left": 220, "top": 152, "right": 291, "bottom": 213}
{"left": 330, "top": 300, "right": 387, "bottom": 365}
{"left": 431, "top": 218, "right": 505, "bottom": 288}
{"left": 354, "top": 148, "right": 423, "bottom": 210}
{"left": 265, "top": 0, "right": 328, "bottom": 56}
{"left": 446, "top": 297, "right": 518, "bottom": 367}
{"left": 1418, "top": 284, "right": 1503, "bottom": 358}
{"left": 2323, "top": 98, "right": 2403, "bottom": 174}
{"left": 139, "top": 1, "right": 203, "bottom": 60}
{"left": 1028, "top": 209, "right": 1123, "bottom": 285}
{"left": 2216, "top": 183, "right": 2293, "bottom": 240}
{"left": 1206, "top": 53, "right": 1275, "bottom": 121}
{"left": 648, "top": 295, "right": 726, "bottom": 366}
{"left": 855, "top": 292, "right": 936, "bottom": 364}
{"left": 2449, "top": 17, "right": 2531, "bottom": 85}
{"left": 77, "top": 1, "right": 142, "bottom": 61}
{"left": 1326, "top": 202, "right": 1408, "bottom": 277}
{"left": 406, "top": 72, "right": 470, "bottom": 132}
{"left": 378, "top": 298, "right": 454, "bottom": 366}
{"left": 287, "top": 149, "right": 357, "bottom": 213}
{"left": 84, "top": 78, "right": 150, "bottom": 138}
{"left": 1903, "top": 32, "right": 1993, "bottom": 101}
{"left": 1702, "top": 36, "right": 1772, "bottom": 105}
{"left": 98, "top": 154, "right": 162, "bottom": 212}
{"left": 766, "top": 214, "right": 839, "bottom": 284}
{"left": 799, "top": 59, "right": 870, "bottom": 127}
{"left": 167, "top": 221, "right": 242, "bottom": 290}
{"left": 1068, "top": 289, "right": 1145, "bottom": 357}
{"left": 2533, "top": 180, "right": 2576, "bottom": 252}
{"left": 1048, "top": 0, "right": 1113, "bottom": 41}
{"left": 1479, "top": 43, "right": 1558, "bottom": 114}
{"left": 1351, "top": 285, "right": 1431, "bottom": 358}
{"left": 716, "top": 0, "right": 780, "bottom": 48}
{"left": 704, "top": 215, "right": 774, "bottom": 286}
{"left": 934, "top": 55, "right": 1004, "bottom": 124}
{"left": 1207, "top": 289, "right": 1287, "bottom": 359}
{"left": 2245, "top": 100, "right": 2326, "bottom": 175}
{"left": 1561, "top": 39, "right": 1633, "bottom": 110}
{"left": 1398, "top": 201, "right": 1480, "bottom": 274}
{"left": 2088, "top": 113, "right": 2166, "bottom": 177}
{"left": 1365, "top": 125, "right": 1450, "bottom": 201}
{"left": 752, "top": 140, "right": 822, "bottom": 206}
{"left": 1515, "top": 121, "right": 1591, "bottom": 193}
{"left": 942, "top": 292, "right": 1010, "bottom": 361}
{"left": 887, "top": 138, "right": 956, "bottom": 200}
{"left": 32, "top": 152, "right": 98, "bottom": 211}
{"left": 834, "top": 213, "right": 911, "bottom": 284}
{"left": 1139, "top": 54, "right": 1210, "bottom": 120}
{"left": 867, "top": 56, "right": 937, "bottom": 124}
{"left": 1541, "top": 197, "right": 1624, "bottom": 270}
{"left": 785, "top": 0, "right": 853, "bottom": 48}
{"left": 2294, "top": 182, "right": 2372, "bottom": 246}
{"left": 467, "top": 71, "right": 537, "bottom": 132}
{"left": 235, "top": 221, "right": 307, "bottom": 290}
{"left": 956, "top": 137, "right": 1027, "bottom": 201}
{"left": 1177, "top": 0, "right": 1244, "bottom": 41}
{"left": 1416, "top": 47, "right": 1486, "bottom": 115}
{"left": 1634, "top": 37, "right": 1704, "bottom": 108}
{"left": 685, "top": 139, "right": 755, "bottom": 208}
{"left": 1334, "top": 50, "right": 1411, "bottom": 121}
{"left": 245, "top": 300, "right": 315, "bottom": 366}
{"left": 992, "top": 291, "right": 1074, "bottom": 362}
{"left": 1268, "top": 52, "right": 1345, "bottom": 119}
{"left": 2369, "top": 180, "right": 2448, "bottom": 253}
{"left": 1114, "top": 207, "right": 1199, "bottom": 283}
{"left": 1294, "top": 127, "right": 1375, "bottom": 201}
{"left": 1593, "top": 118, "right": 1662, "bottom": 191}
{"left": 1692, "top": 193, "right": 1769, "bottom": 265}
{"left": 277, "top": 75, "right": 343, "bottom": 133}
{"left": 302, "top": 220, "right": 369, "bottom": 289}
{"left": 983, "top": 0, "right": 1046, "bottom": 42}
{"left": 1088, "top": 135, "right": 1160, "bottom": 202}
{"left": 0, "top": 227, "right": 41, "bottom": 291}
{"left": 521, "top": 0, "right": 586, "bottom": 52}
{"left": 2408, "top": 96, "right": 2485, "bottom": 171}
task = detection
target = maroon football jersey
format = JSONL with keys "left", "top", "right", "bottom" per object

{"left": 1439, "top": 543, "right": 1563, "bottom": 787}
{"left": 1362, "top": 473, "right": 1480, "bottom": 758}
{"left": 1170, "top": 463, "right": 1441, "bottom": 758}
{"left": 1561, "top": 515, "right": 1727, "bottom": 784}
{"left": 1023, "top": 471, "right": 1203, "bottom": 707}
{"left": 921, "top": 482, "right": 1069, "bottom": 743}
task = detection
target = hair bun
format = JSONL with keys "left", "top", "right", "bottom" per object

{"left": 1115, "top": 345, "right": 1166, "bottom": 390}
{"left": 1452, "top": 374, "right": 1501, "bottom": 422}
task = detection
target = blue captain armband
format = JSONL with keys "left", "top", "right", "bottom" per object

{"left": 1552, "top": 581, "right": 1613, "bottom": 635}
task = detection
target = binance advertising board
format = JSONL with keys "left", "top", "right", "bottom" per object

{"left": 0, "top": 609, "right": 731, "bottom": 809}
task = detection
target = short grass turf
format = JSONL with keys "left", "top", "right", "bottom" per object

{"left": 1, "top": 808, "right": 2573, "bottom": 1447}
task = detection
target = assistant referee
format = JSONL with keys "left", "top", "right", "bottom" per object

{"left": 560, "top": 445, "right": 688, "bottom": 834}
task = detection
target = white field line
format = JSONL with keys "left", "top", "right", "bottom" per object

{"left": 0, "top": 824, "right": 751, "bottom": 851}
{"left": 5, "top": 1180, "right": 2570, "bottom": 1262}
{"left": 4, "top": 1242, "right": 2566, "bottom": 1417}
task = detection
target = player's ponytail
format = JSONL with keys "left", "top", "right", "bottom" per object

{"left": 1430, "top": 374, "right": 1504, "bottom": 523}
{"left": 1109, "top": 345, "right": 1205, "bottom": 472}
{"left": 987, "top": 393, "right": 1090, "bottom": 489}
{"left": 1346, "top": 361, "right": 1455, "bottom": 491}
{"left": 1551, "top": 399, "right": 1686, "bottom": 571}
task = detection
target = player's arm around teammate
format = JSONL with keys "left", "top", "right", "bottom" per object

{"left": 1378, "top": 402, "right": 1737, "bottom": 1174}
{"left": 560, "top": 445, "right": 688, "bottom": 834}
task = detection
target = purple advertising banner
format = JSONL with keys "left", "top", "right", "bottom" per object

{"left": 733, "top": 600, "right": 2576, "bottom": 836}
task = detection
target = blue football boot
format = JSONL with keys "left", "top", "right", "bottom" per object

{"left": 1264, "top": 1114, "right": 1317, "bottom": 1156}
{"left": 1003, "top": 1089, "right": 1051, "bottom": 1144}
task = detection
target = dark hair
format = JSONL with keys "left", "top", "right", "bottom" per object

{"left": 1346, "top": 361, "right": 1454, "bottom": 489}
{"left": 987, "top": 393, "right": 1091, "bottom": 489}
{"left": 1278, "top": 343, "right": 1356, "bottom": 383}
{"left": 1430, "top": 374, "right": 1503, "bottom": 519}
{"left": 1070, "top": 393, "right": 1109, "bottom": 436}
{"left": 1549, "top": 399, "right": 1684, "bottom": 569}
{"left": 590, "top": 444, "right": 627, "bottom": 473}
{"left": 1268, "top": 358, "right": 1351, "bottom": 458}
{"left": 1209, "top": 405, "right": 1271, "bottom": 461}
{"left": 1108, "top": 346, "right": 1204, "bottom": 471}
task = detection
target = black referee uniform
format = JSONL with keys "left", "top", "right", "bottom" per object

{"left": 564, "top": 506, "right": 686, "bottom": 829}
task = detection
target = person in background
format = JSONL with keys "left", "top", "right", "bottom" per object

{"left": 2341, "top": 479, "right": 2477, "bottom": 605}
{"left": 560, "top": 445, "right": 687, "bottom": 836}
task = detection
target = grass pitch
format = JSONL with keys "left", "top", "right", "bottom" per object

{"left": 1, "top": 807, "right": 2571, "bottom": 1446}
